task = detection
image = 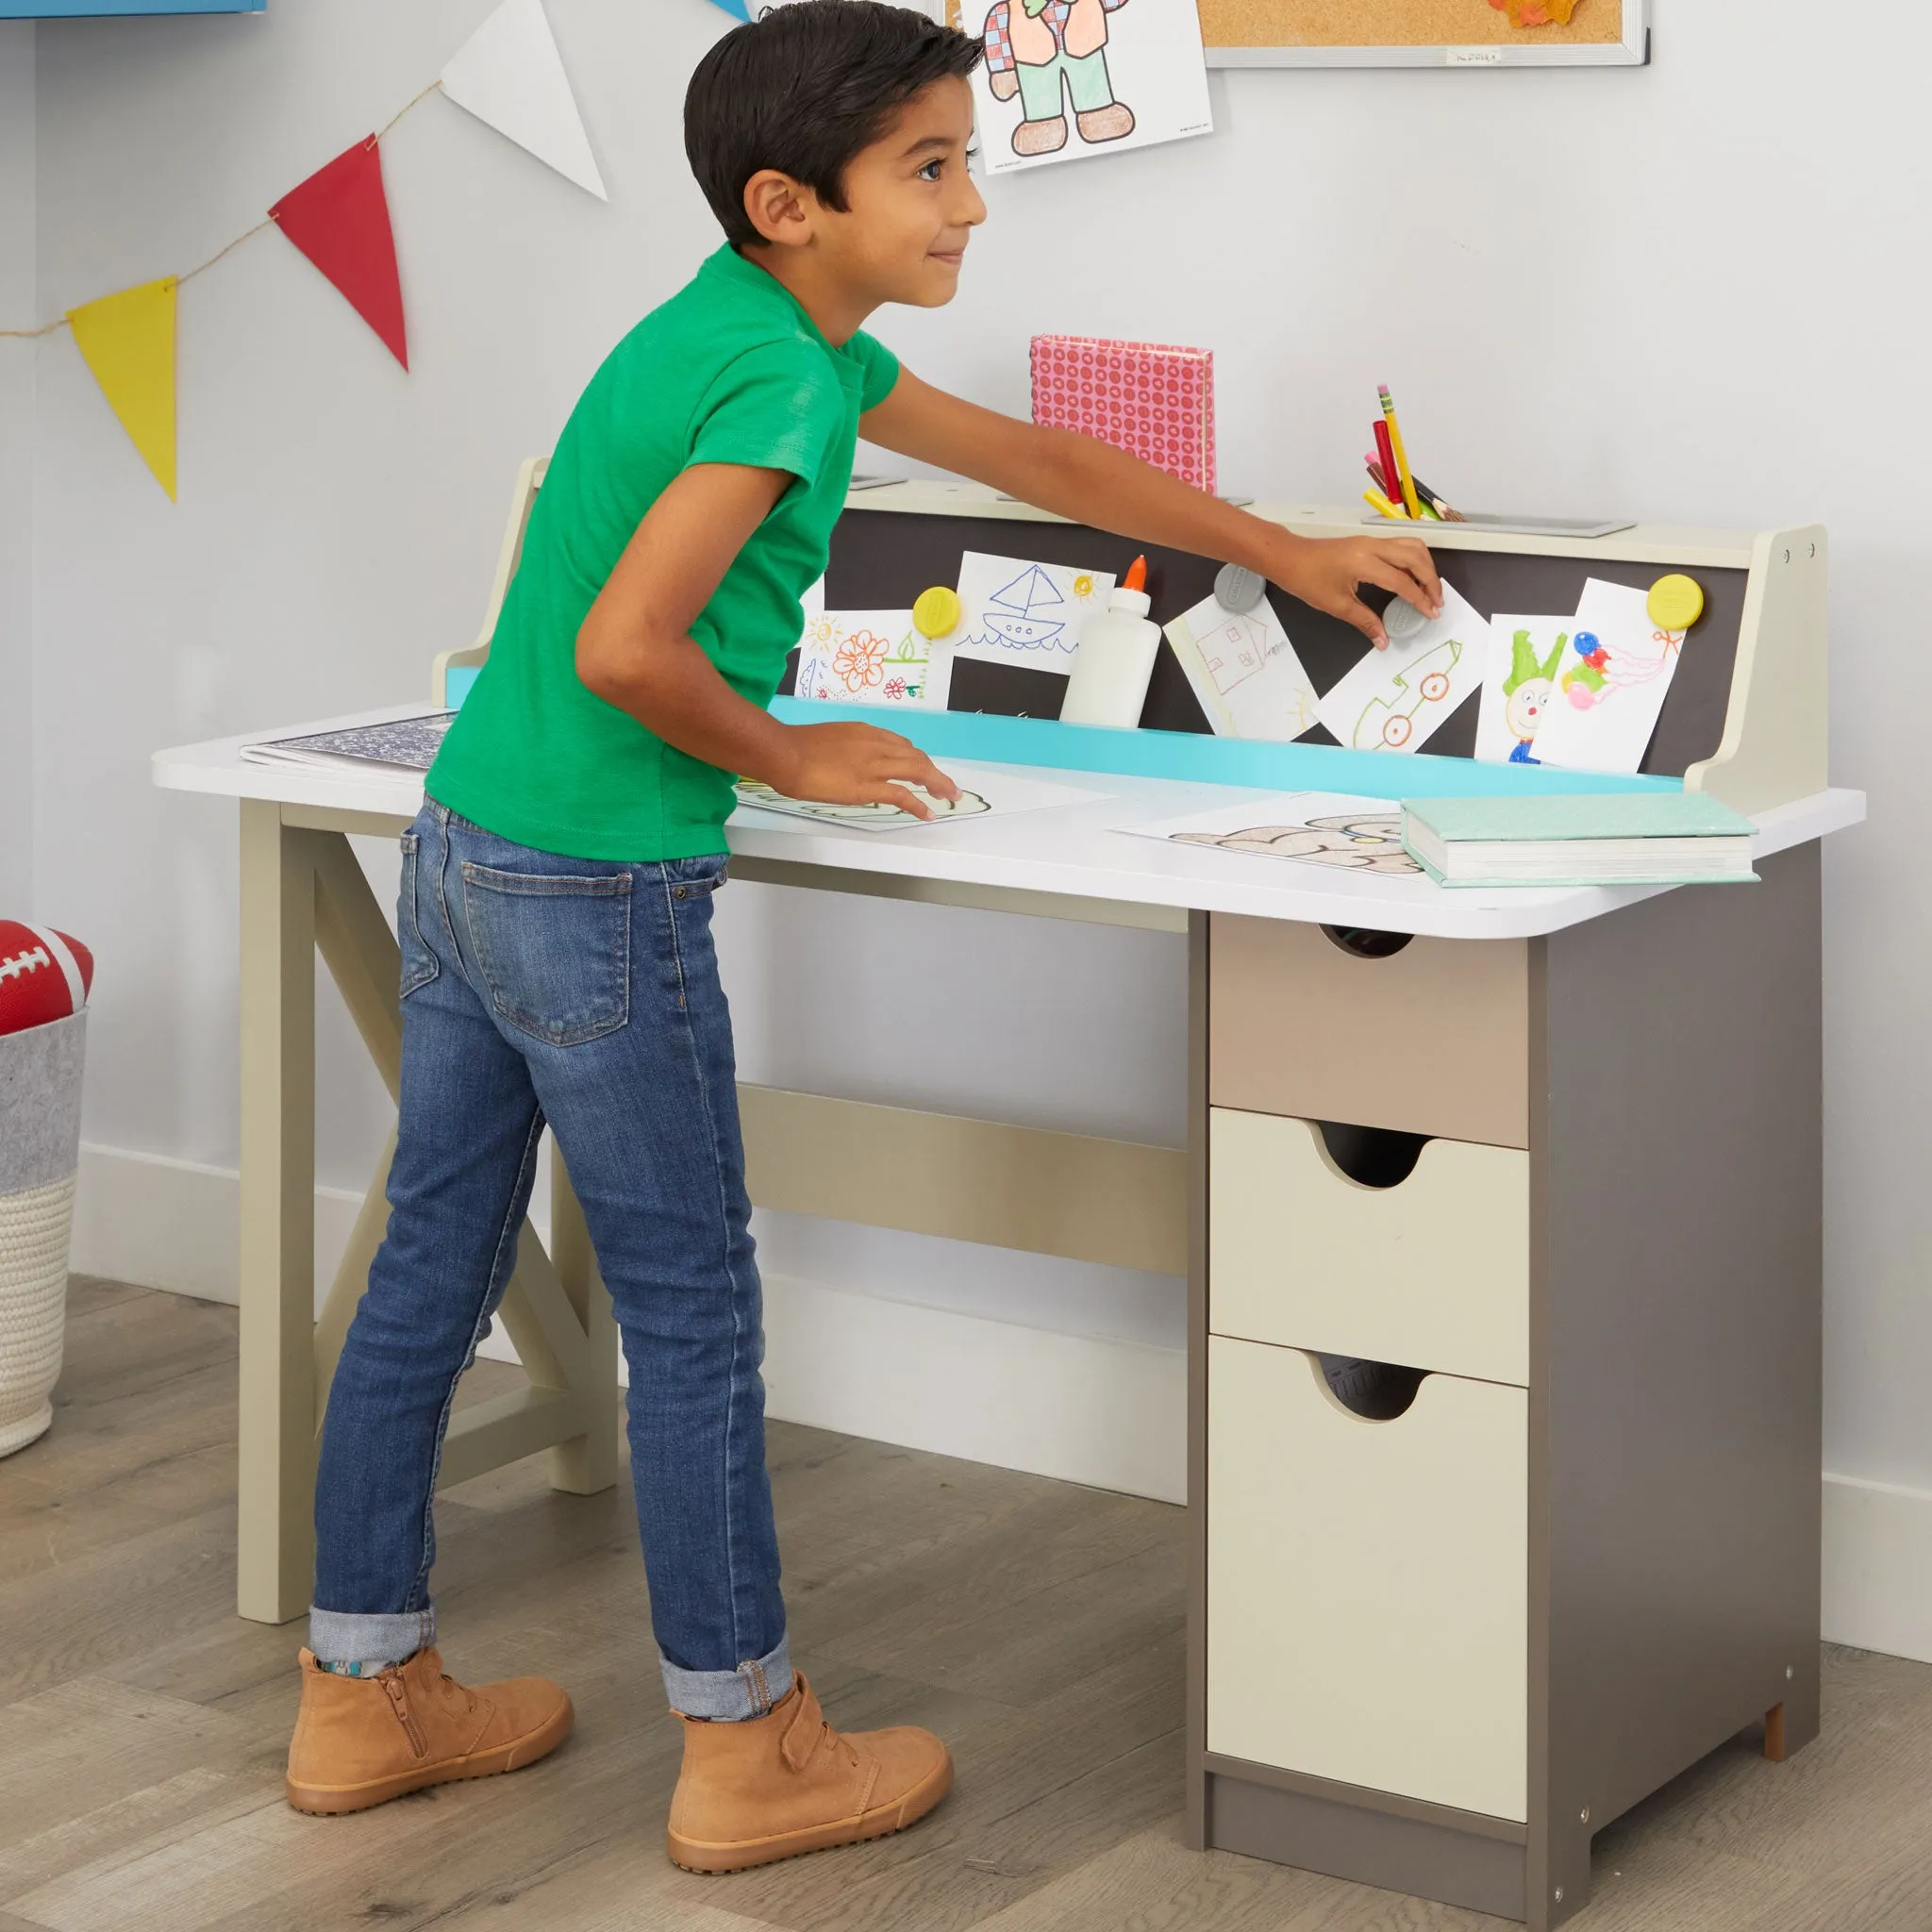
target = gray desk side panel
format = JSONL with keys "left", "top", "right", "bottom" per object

{"left": 1529, "top": 844, "right": 1823, "bottom": 1919}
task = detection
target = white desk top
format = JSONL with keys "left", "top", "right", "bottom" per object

{"left": 152, "top": 704, "right": 1866, "bottom": 941}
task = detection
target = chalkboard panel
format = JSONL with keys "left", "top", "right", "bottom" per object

{"left": 822, "top": 508, "right": 1746, "bottom": 780}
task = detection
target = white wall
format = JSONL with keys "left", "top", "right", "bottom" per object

{"left": 0, "top": 23, "right": 32, "bottom": 909}
{"left": 17, "top": 3, "right": 1932, "bottom": 1625}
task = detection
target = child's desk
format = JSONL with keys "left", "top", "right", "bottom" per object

{"left": 152, "top": 480, "right": 1861, "bottom": 1932}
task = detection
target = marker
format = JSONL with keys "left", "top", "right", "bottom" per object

{"left": 1373, "top": 419, "right": 1406, "bottom": 516}
{"left": 1377, "top": 384, "right": 1424, "bottom": 521}
{"left": 1363, "top": 488, "right": 1406, "bottom": 521}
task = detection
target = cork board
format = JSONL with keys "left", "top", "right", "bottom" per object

{"left": 1203, "top": 0, "right": 1645, "bottom": 64}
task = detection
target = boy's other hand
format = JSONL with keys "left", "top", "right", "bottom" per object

{"left": 1269, "top": 535, "right": 1442, "bottom": 651}
{"left": 771, "top": 721, "right": 962, "bottom": 821}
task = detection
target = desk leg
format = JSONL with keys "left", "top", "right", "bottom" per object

{"left": 1184, "top": 911, "right": 1209, "bottom": 1851}
{"left": 238, "top": 800, "right": 321, "bottom": 1625}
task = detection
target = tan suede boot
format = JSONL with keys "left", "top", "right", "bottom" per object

{"left": 286, "top": 1646, "right": 574, "bottom": 1815}
{"left": 667, "top": 1673, "right": 952, "bottom": 1873}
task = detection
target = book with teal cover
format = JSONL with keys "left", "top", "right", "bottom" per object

{"left": 1401, "top": 792, "right": 1758, "bottom": 888}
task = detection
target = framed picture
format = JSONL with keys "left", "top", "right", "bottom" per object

{"left": 1203, "top": 0, "right": 1646, "bottom": 67}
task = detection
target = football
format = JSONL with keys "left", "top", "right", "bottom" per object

{"left": 0, "top": 922, "right": 94, "bottom": 1038}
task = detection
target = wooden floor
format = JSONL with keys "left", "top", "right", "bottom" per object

{"left": 2, "top": 1282, "right": 1930, "bottom": 1931}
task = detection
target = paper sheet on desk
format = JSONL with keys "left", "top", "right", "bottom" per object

{"left": 1120, "top": 791, "right": 1424, "bottom": 876}
{"left": 733, "top": 761, "right": 1104, "bottom": 832}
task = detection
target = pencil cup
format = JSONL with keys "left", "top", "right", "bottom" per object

{"left": 0, "top": 1009, "right": 86, "bottom": 1457}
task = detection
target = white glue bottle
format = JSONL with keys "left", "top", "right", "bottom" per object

{"left": 1059, "top": 556, "right": 1159, "bottom": 729}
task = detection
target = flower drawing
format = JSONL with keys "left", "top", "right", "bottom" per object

{"left": 834, "top": 627, "right": 890, "bottom": 688}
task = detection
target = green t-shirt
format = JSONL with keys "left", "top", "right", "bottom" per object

{"left": 427, "top": 244, "right": 900, "bottom": 860}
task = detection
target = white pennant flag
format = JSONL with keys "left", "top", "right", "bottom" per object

{"left": 441, "top": 0, "right": 608, "bottom": 201}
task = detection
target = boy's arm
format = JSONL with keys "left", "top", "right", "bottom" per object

{"left": 576, "top": 462, "right": 959, "bottom": 817}
{"left": 861, "top": 369, "right": 1441, "bottom": 649}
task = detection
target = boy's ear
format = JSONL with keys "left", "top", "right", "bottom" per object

{"left": 742, "top": 169, "right": 817, "bottom": 249}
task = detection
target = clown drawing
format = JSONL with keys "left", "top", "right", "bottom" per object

{"left": 1501, "top": 627, "right": 1565, "bottom": 763}
{"left": 981, "top": 0, "right": 1136, "bottom": 159}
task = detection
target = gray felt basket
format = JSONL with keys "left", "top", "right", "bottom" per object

{"left": 0, "top": 1009, "right": 86, "bottom": 1457}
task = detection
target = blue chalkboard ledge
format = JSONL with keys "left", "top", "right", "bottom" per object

{"left": 0, "top": 0, "right": 262, "bottom": 14}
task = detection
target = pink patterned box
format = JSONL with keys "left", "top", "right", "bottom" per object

{"left": 1029, "top": 335, "right": 1216, "bottom": 494}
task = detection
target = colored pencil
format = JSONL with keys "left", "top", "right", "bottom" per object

{"left": 1363, "top": 487, "right": 1406, "bottom": 520}
{"left": 1376, "top": 385, "right": 1424, "bottom": 520}
{"left": 1367, "top": 458, "right": 1441, "bottom": 520}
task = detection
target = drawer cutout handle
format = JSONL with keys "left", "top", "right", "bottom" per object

{"left": 1310, "top": 1351, "right": 1428, "bottom": 1423}
{"left": 1313, "top": 1119, "right": 1428, "bottom": 1190}
{"left": 1321, "top": 924, "right": 1413, "bottom": 960}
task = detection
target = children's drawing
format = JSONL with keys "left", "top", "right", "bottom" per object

{"left": 1313, "top": 585, "right": 1492, "bottom": 756}
{"left": 1528, "top": 579, "right": 1686, "bottom": 775}
{"left": 952, "top": 552, "right": 1114, "bottom": 671}
{"left": 732, "top": 760, "right": 1106, "bottom": 833}
{"left": 983, "top": 0, "right": 1135, "bottom": 160}
{"left": 1120, "top": 791, "right": 1426, "bottom": 877}
{"left": 1490, "top": 0, "right": 1581, "bottom": 24}
{"left": 792, "top": 610, "right": 937, "bottom": 708}
{"left": 971, "top": 0, "right": 1211, "bottom": 177}
{"left": 1164, "top": 591, "right": 1319, "bottom": 742}
{"left": 1474, "top": 617, "right": 1569, "bottom": 765}
{"left": 735, "top": 778, "right": 991, "bottom": 825}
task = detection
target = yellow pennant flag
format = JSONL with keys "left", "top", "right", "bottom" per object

{"left": 67, "top": 276, "right": 178, "bottom": 501}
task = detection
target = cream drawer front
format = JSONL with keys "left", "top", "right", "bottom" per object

{"left": 1209, "top": 1108, "right": 1529, "bottom": 1387}
{"left": 1207, "top": 1335, "right": 1527, "bottom": 1822}
{"left": 1209, "top": 914, "right": 1528, "bottom": 1149}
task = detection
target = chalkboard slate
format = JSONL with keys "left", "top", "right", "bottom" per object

{"left": 798, "top": 508, "right": 1747, "bottom": 780}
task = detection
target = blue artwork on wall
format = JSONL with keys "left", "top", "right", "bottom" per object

{"left": 0, "top": 0, "right": 264, "bottom": 14}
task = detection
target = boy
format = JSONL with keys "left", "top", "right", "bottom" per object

{"left": 285, "top": 0, "right": 1440, "bottom": 1875}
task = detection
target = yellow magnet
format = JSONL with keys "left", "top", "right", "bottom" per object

{"left": 913, "top": 585, "right": 961, "bottom": 640}
{"left": 1646, "top": 574, "right": 1705, "bottom": 632}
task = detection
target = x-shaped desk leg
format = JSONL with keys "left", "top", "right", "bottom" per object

{"left": 237, "top": 801, "right": 621, "bottom": 1625}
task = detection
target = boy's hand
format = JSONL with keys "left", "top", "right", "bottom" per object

{"left": 1268, "top": 534, "right": 1442, "bottom": 651}
{"left": 771, "top": 722, "right": 962, "bottom": 822}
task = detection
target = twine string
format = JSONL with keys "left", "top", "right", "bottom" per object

{"left": 0, "top": 76, "right": 442, "bottom": 339}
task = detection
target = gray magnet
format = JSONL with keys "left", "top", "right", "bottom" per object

{"left": 1214, "top": 563, "right": 1266, "bottom": 614}
{"left": 1383, "top": 596, "right": 1429, "bottom": 642}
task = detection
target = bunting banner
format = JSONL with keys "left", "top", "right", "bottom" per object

{"left": 1, "top": 2, "right": 614, "bottom": 499}
{"left": 66, "top": 277, "right": 178, "bottom": 501}
{"left": 270, "top": 138, "right": 409, "bottom": 370}
{"left": 441, "top": 0, "right": 608, "bottom": 200}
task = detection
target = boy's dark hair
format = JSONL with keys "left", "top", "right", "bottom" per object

{"left": 686, "top": 1, "right": 982, "bottom": 251}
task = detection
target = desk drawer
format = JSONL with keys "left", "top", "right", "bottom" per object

{"left": 1209, "top": 1108, "right": 1529, "bottom": 1387}
{"left": 1209, "top": 915, "right": 1528, "bottom": 1149}
{"left": 1208, "top": 1334, "right": 1527, "bottom": 1822}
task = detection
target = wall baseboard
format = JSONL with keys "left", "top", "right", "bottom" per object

{"left": 68, "top": 1141, "right": 1186, "bottom": 1504}
{"left": 71, "top": 1141, "right": 1932, "bottom": 1635}
{"left": 1823, "top": 1473, "right": 1932, "bottom": 1665}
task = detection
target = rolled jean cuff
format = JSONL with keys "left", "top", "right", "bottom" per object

{"left": 661, "top": 1634, "right": 793, "bottom": 1721}
{"left": 308, "top": 1604, "right": 436, "bottom": 1674}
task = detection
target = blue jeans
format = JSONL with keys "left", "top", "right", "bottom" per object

{"left": 309, "top": 799, "right": 791, "bottom": 1721}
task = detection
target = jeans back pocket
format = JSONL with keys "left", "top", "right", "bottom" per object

{"left": 460, "top": 861, "right": 631, "bottom": 1046}
{"left": 397, "top": 831, "right": 440, "bottom": 1001}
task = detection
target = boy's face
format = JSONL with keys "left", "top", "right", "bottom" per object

{"left": 755, "top": 78, "right": 984, "bottom": 309}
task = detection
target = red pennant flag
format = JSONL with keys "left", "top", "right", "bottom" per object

{"left": 270, "top": 138, "right": 408, "bottom": 370}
